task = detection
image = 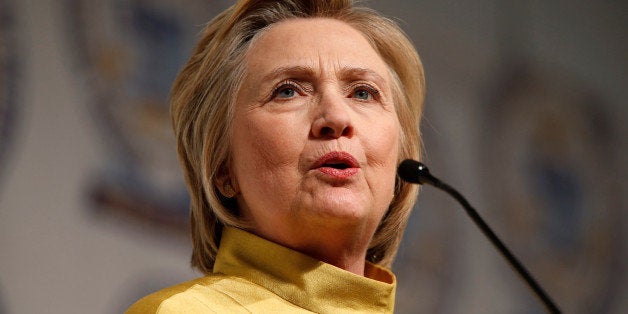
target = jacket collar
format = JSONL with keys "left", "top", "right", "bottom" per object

{"left": 214, "top": 227, "right": 396, "bottom": 313}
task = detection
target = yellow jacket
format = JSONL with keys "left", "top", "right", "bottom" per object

{"left": 126, "top": 227, "right": 396, "bottom": 313}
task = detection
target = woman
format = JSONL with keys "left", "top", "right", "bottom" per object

{"left": 127, "top": 0, "right": 424, "bottom": 312}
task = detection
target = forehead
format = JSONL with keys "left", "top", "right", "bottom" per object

{"left": 244, "top": 18, "right": 390, "bottom": 80}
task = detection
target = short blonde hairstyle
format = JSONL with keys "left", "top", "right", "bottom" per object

{"left": 171, "top": 0, "right": 425, "bottom": 274}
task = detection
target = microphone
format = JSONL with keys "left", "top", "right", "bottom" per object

{"left": 398, "top": 159, "right": 561, "bottom": 314}
{"left": 397, "top": 159, "right": 439, "bottom": 185}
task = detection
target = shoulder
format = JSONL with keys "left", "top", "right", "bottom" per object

{"left": 125, "top": 275, "right": 246, "bottom": 314}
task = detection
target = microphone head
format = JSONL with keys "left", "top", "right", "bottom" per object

{"left": 397, "top": 159, "right": 431, "bottom": 185}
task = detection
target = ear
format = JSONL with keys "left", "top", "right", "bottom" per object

{"left": 214, "top": 164, "right": 239, "bottom": 198}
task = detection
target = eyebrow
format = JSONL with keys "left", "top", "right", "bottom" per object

{"left": 339, "top": 67, "right": 387, "bottom": 87}
{"left": 261, "top": 65, "right": 388, "bottom": 86}
{"left": 262, "top": 66, "right": 317, "bottom": 82}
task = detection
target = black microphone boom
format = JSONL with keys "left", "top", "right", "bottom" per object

{"left": 398, "top": 159, "right": 561, "bottom": 314}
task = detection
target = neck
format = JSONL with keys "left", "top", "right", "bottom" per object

{"left": 299, "top": 228, "right": 371, "bottom": 275}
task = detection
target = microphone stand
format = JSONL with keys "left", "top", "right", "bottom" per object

{"left": 398, "top": 160, "right": 561, "bottom": 314}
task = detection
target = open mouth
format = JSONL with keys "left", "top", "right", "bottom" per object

{"left": 323, "top": 161, "right": 351, "bottom": 170}
{"left": 312, "top": 152, "right": 360, "bottom": 174}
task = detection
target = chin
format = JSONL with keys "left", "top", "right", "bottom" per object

{"left": 309, "top": 194, "right": 373, "bottom": 224}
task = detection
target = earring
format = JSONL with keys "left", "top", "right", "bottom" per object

{"left": 222, "top": 182, "right": 236, "bottom": 198}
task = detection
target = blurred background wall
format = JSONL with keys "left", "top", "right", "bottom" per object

{"left": 0, "top": 0, "right": 625, "bottom": 313}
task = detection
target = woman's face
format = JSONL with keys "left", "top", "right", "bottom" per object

{"left": 230, "top": 18, "right": 400, "bottom": 249}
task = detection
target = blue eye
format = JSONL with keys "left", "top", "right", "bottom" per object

{"left": 353, "top": 89, "right": 371, "bottom": 100}
{"left": 272, "top": 81, "right": 300, "bottom": 100}
{"left": 277, "top": 87, "right": 296, "bottom": 98}
{"left": 352, "top": 85, "right": 379, "bottom": 101}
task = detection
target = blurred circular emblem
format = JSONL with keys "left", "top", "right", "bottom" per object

{"left": 0, "top": 0, "right": 19, "bottom": 189}
{"left": 482, "top": 64, "right": 623, "bottom": 313}
{"left": 65, "top": 0, "right": 230, "bottom": 230}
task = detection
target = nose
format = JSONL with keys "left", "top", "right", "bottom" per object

{"left": 310, "top": 92, "right": 354, "bottom": 139}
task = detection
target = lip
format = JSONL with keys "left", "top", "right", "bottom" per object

{"left": 312, "top": 151, "right": 360, "bottom": 179}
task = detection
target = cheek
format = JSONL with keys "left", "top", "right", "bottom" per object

{"left": 231, "top": 113, "right": 305, "bottom": 185}
{"left": 362, "top": 117, "right": 400, "bottom": 198}
{"left": 364, "top": 118, "right": 401, "bottom": 167}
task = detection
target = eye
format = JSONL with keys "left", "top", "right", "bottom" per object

{"left": 276, "top": 86, "right": 296, "bottom": 99}
{"left": 353, "top": 89, "right": 371, "bottom": 100}
{"left": 350, "top": 85, "right": 379, "bottom": 101}
{"left": 271, "top": 81, "right": 301, "bottom": 100}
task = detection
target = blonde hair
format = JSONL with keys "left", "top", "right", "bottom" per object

{"left": 171, "top": 0, "right": 425, "bottom": 274}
